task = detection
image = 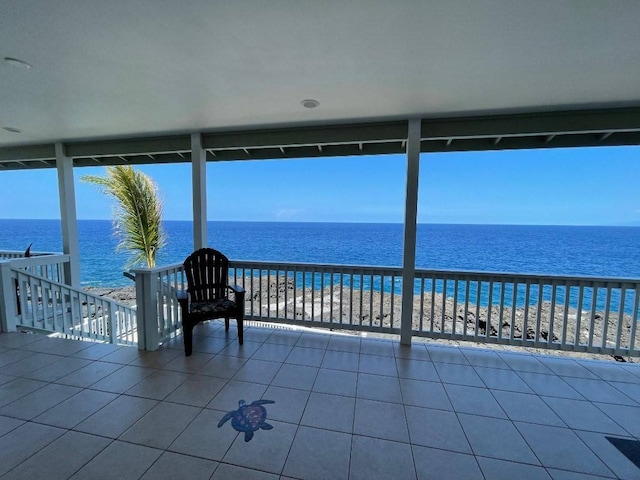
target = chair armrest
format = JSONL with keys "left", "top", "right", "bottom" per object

{"left": 228, "top": 284, "right": 245, "bottom": 294}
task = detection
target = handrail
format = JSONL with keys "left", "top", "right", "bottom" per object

{"left": 134, "top": 259, "right": 640, "bottom": 356}
{"left": 8, "top": 267, "right": 137, "bottom": 346}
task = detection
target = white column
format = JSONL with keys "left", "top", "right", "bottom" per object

{"left": 56, "top": 143, "right": 81, "bottom": 286}
{"left": 191, "top": 133, "right": 207, "bottom": 250}
{"left": 400, "top": 118, "right": 421, "bottom": 345}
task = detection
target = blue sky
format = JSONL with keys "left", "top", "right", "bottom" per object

{"left": 0, "top": 146, "right": 638, "bottom": 225}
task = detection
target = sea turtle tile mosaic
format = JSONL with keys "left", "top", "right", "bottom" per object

{"left": 218, "top": 399, "right": 276, "bottom": 442}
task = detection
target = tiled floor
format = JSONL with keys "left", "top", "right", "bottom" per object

{"left": 1, "top": 322, "right": 640, "bottom": 479}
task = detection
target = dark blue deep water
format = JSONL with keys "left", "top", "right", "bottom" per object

{"left": 0, "top": 220, "right": 639, "bottom": 287}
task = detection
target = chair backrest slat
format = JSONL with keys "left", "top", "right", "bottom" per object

{"left": 184, "top": 248, "right": 229, "bottom": 301}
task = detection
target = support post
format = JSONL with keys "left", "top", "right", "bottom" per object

{"left": 132, "top": 268, "right": 160, "bottom": 351}
{"left": 191, "top": 133, "right": 207, "bottom": 250}
{"left": 0, "top": 261, "right": 18, "bottom": 332}
{"left": 400, "top": 118, "right": 421, "bottom": 345}
{"left": 56, "top": 143, "right": 81, "bottom": 287}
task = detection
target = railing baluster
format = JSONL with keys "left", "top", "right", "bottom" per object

{"left": 534, "top": 281, "right": 543, "bottom": 344}
{"left": 588, "top": 284, "right": 597, "bottom": 350}
{"left": 452, "top": 276, "right": 459, "bottom": 336}
{"left": 616, "top": 286, "right": 626, "bottom": 351}
{"left": 549, "top": 282, "right": 557, "bottom": 347}
{"left": 575, "top": 283, "right": 585, "bottom": 348}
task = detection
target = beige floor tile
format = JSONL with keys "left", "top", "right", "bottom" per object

{"left": 33, "top": 388, "right": 118, "bottom": 428}
{"left": 264, "top": 330, "right": 301, "bottom": 346}
{"left": 399, "top": 378, "right": 452, "bottom": 410}
{"left": 272, "top": 364, "right": 318, "bottom": 390}
{"left": 1, "top": 430, "right": 110, "bottom": 480}
{"left": 0, "top": 422, "right": 66, "bottom": 476}
{"left": 0, "top": 382, "right": 81, "bottom": 420}
{"left": 207, "top": 380, "right": 267, "bottom": 411}
{"left": 542, "top": 397, "right": 629, "bottom": 435}
{"left": 313, "top": 368, "right": 357, "bottom": 397}
{"left": 128, "top": 348, "right": 182, "bottom": 369}
{"left": 75, "top": 394, "right": 158, "bottom": 438}
{"left": 25, "top": 356, "right": 92, "bottom": 382}
{"left": 169, "top": 408, "right": 239, "bottom": 461}
{"left": 262, "top": 385, "right": 309, "bottom": 424}
{"left": 252, "top": 343, "right": 293, "bottom": 363}
{"left": 321, "top": 350, "right": 359, "bottom": 372}
{"left": 444, "top": 384, "right": 508, "bottom": 418}
{"left": 562, "top": 376, "right": 638, "bottom": 406}
{"left": 360, "top": 339, "right": 395, "bottom": 357}
{"left": 211, "top": 463, "right": 279, "bottom": 479}
{"left": 327, "top": 335, "right": 361, "bottom": 353}
{"left": 412, "top": 445, "right": 483, "bottom": 480}
{"left": 476, "top": 457, "right": 552, "bottom": 480}
{"left": 0, "top": 352, "right": 61, "bottom": 376}
{"left": 577, "top": 430, "right": 640, "bottom": 480}
{"left": 354, "top": 398, "right": 409, "bottom": 443}
{"left": 125, "top": 369, "right": 190, "bottom": 400}
{"left": 356, "top": 372, "right": 402, "bottom": 403}
{"left": 89, "top": 364, "right": 154, "bottom": 393}
{"left": 358, "top": 353, "right": 397, "bottom": 376}
{"left": 120, "top": 401, "right": 200, "bottom": 449}
{"left": 141, "top": 451, "right": 218, "bottom": 480}
{"left": 473, "top": 365, "right": 535, "bottom": 393}
{"left": 0, "top": 414, "right": 24, "bottom": 436}
{"left": 396, "top": 358, "right": 440, "bottom": 382}
{"left": 594, "top": 402, "right": 640, "bottom": 437}
{"left": 517, "top": 372, "right": 584, "bottom": 399}
{"left": 301, "top": 392, "right": 355, "bottom": 433}
{"left": 433, "top": 363, "right": 484, "bottom": 387}
{"left": 70, "top": 440, "right": 162, "bottom": 480}
{"left": 282, "top": 426, "right": 351, "bottom": 480}
{"left": 458, "top": 413, "right": 540, "bottom": 464}
{"left": 0, "top": 377, "right": 47, "bottom": 407}
{"left": 165, "top": 374, "right": 228, "bottom": 407}
{"left": 492, "top": 390, "right": 565, "bottom": 427}
{"left": 285, "top": 346, "right": 326, "bottom": 367}
{"left": 461, "top": 348, "right": 511, "bottom": 369}
{"left": 223, "top": 419, "right": 297, "bottom": 474}
{"left": 163, "top": 351, "right": 215, "bottom": 373}
{"left": 233, "top": 359, "right": 281, "bottom": 385}
{"left": 515, "top": 422, "right": 614, "bottom": 477}
{"left": 405, "top": 405, "right": 472, "bottom": 454}
{"left": 56, "top": 360, "right": 122, "bottom": 388}
{"left": 198, "top": 354, "right": 247, "bottom": 378}
{"left": 350, "top": 435, "right": 416, "bottom": 480}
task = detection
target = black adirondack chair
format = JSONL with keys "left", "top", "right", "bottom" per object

{"left": 177, "top": 248, "right": 245, "bottom": 356}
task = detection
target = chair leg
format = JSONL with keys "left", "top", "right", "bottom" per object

{"left": 237, "top": 313, "right": 244, "bottom": 345}
{"left": 225, "top": 317, "right": 230, "bottom": 331}
{"left": 183, "top": 322, "right": 194, "bottom": 356}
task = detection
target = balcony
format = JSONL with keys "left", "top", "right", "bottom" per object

{"left": 1, "top": 320, "right": 640, "bottom": 479}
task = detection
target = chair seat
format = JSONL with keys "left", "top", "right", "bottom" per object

{"left": 190, "top": 298, "right": 237, "bottom": 315}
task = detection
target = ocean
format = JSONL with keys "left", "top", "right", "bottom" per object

{"left": 1, "top": 220, "right": 639, "bottom": 288}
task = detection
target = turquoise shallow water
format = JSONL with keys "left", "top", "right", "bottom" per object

{"left": 1, "top": 220, "right": 639, "bottom": 289}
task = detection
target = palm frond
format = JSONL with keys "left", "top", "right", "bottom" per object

{"left": 81, "top": 166, "right": 165, "bottom": 268}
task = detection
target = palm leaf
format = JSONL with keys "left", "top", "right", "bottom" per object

{"left": 82, "top": 166, "right": 165, "bottom": 268}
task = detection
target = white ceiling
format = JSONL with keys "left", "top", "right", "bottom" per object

{"left": 2, "top": 0, "right": 640, "bottom": 148}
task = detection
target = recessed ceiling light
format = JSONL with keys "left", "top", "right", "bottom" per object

{"left": 4, "top": 57, "right": 32, "bottom": 70}
{"left": 301, "top": 99, "right": 320, "bottom": 109}
{"left": 2, "top": 127, "right": 22, "bottom": 133}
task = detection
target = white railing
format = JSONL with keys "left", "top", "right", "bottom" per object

{"left": 132, "top": 260, "right": 640, "bottom": 356}
{"left": 130, "top": 263, "right": 185, "bottom": 349}
{"left": 411, "top": 269, "right": 640, "bottom": 357}
{"left": 0, "top": 261, "right": 137, "bottom": 345}
{"left": 7, "top": 254, "right": 69, "bottom": 284}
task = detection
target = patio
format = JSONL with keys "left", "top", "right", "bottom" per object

{"left": 1, "top": 323, "right": 639, "bottom": 479}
